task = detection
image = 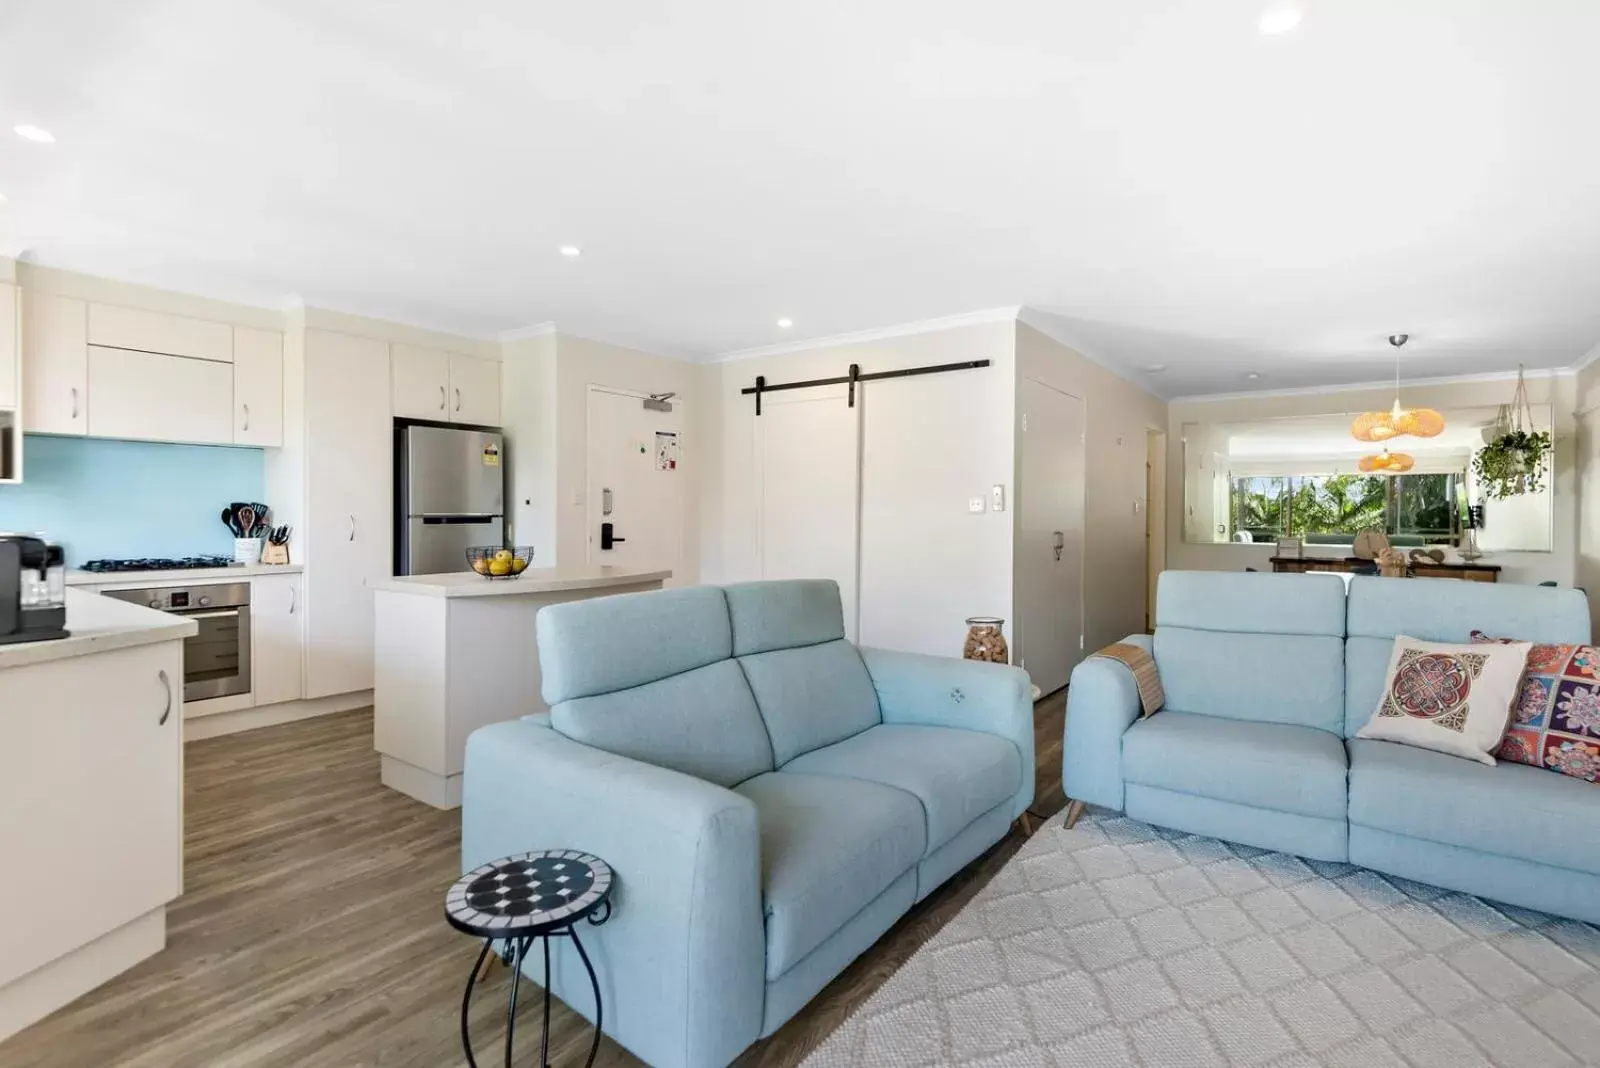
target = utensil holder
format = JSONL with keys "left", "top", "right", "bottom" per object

{"left": 234, "top": 538, "right": 263, "bottom": 565}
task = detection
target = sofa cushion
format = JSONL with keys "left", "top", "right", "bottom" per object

{"left": 1473, "top": 633, "right": 1600, "bottom": 782}
{"left": 724, "top": 579, "right": 846, "bottom": 656}
{"left": 550, "top": 659, "right": 774, "bottom": 787}
{"left": 781, "top": 724, "right": 1022, "bottom": 852}
{"left": 537, "top": 585, "right": 732, "bottom": 704}
{"left": 1348, "top": 738, "right": 1600, "bottom": 874}
{"left": 734, "top": 771, "right": 924, "bottom": 980}
{"left": 1153, "top": 572, "right": 1348, "bottom": 733}
{"left": 1122, "top": 710, "right": 1349, "bottom": 820}
{"left": 738, "top": 639, "right": 880, "bottom": 765}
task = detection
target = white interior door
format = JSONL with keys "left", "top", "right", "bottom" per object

{"left": 1016, "top": 378, "right": 1086, "bottom": 696}
{"left": 586, "top": 387, "right": 685, "bottom": 579}
{"left": 755, "top": 387, "right": 861, "bottom": 639}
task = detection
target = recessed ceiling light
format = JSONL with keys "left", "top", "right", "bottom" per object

{"left": 777, "top": 318, "right": 794, "bottom": 329}
{"left": 559, "top": 245, "right": 581, "bottom": 258}
{"left": 1145, "top": 364, "right": 1167, "bottom": 373}
{"left": 1258, "top": 7, "right": 1302, "bottom": 35}
{"left": 1245, "top": 371, "right": 1262, "bottom": 380}
{"left": 13, "top": 124, "right": 55, "bottom": 143}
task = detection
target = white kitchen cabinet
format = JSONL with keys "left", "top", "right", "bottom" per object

{"left": 303, "top": 329, "right": 391, "bottom": 699}
{"left": 233, "top": 326, "right": 284, "bottom": 447}
{"left": 87, "top": 302, "right": 233, "bottom": 363}
{"left": 0, "top": 640, "right": 183, "bottom": 992}
{"left": 391, "top": 343, "right": 451, "bottom": 420}
{"left": 87, "top": 346, "right": 233, "bottom": 445}
{"left": 449, "top": 353, "right": 501, "bottom": 426}
{"left": 22, "top": 291, "right": 88, "bottom": 435}
{"left": 251, "top": 572, "right": 303, "bottom": 707}
{"left": 0, "top": 283, "right": 17, "bottom": 411}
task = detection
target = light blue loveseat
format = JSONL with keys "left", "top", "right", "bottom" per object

{"left": 462, "top": 579, "right": 1033, "bottom": 1068}
{"left": 1064, "top": 570, "right": 1600, "bottom": 924}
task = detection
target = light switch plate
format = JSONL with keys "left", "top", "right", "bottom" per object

{"left": 969, "top": 497, "right": 986, "bottom": 514}
{"left": 991, "top": 484, "right": 1006, "bottom": 512}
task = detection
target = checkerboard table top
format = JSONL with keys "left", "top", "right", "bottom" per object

{"left": 445, "top": 850, "right": 613, "bottom": 938}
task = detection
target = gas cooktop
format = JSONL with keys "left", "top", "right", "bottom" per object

{"left": 81, "top": 556, "right": 239, "bottom": 574}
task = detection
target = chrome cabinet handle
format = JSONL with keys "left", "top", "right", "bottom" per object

{"left": 439, "top": 385, "right": 446, "bottom": 411}
{"left": 289, "top": 585, "right": 297, "bottom": 614}
{"left": 158, "top": 670, "right": 172, "bottom": 726}
{"left": 70, "top": 387, "right": 79, "bottom": 420}
{"left": 454, "top": 387, "right": 462, "bottom": 412}
{"left": 349, "top": 514, "right": 356, "bottom": 542}
{"left": 242, "top": 403, "right": 251, "bottom": 431}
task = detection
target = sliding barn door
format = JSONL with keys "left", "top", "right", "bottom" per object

{"left": 755, "top": 387, "right": 861, "bottom": 639}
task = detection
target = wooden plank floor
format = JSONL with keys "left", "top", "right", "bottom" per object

{"left": 2, "top": 691, "right": 1067, "bottom": 1068}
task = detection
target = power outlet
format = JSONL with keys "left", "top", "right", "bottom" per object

{"left": 968, "top": 497, "right": 986, "bottom": 514}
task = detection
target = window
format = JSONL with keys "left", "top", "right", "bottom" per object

{"left": 1229, "top": 473, "right": 1461, "bottom": 546}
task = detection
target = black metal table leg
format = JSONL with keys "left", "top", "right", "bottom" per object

{"left": 570, "top": 927, "right": 604, "bottom": 1068}
{"left": 505, "top": 936, "right": 530, "bottom": 1068}
{"left": 460, "top": 940, "right": 494, "bottom": 1068}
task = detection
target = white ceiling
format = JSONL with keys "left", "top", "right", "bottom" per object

{"left": 2, "top": 1, "right": 1598, "bottom": 396}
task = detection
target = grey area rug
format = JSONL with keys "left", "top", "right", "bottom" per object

{"left": 801, "top": 814, "right": 1600, "bottom": 1068}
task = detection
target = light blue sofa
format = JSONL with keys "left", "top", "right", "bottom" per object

{"left": 462, "top": 579, "right": 1033, "bottom": 1068}
{"left": 1064, "top": 570, "right": 1600, "bottom": 924}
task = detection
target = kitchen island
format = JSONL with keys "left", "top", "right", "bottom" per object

{"left": 368, "top": 565, "right": 670, "bottom": 808}
{"left": 0, "top": 591, "right": 195, "bottom": 1041}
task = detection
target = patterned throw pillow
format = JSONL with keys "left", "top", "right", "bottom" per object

{"left": 1357, "top": 636, "right": 1532, "bottom": 765}
{"left": 1472, "top": 631, "right": 1600, "bottom": 783}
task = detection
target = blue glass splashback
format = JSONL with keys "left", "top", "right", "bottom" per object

{"left": 0, "top": 435, "right": 265, "bottom": 566}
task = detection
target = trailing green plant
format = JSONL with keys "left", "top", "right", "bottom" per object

{"left": 1473, "top": 429, "right": 1552, "bottom": 499}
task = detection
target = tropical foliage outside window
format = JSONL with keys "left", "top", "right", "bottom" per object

{"left": 1230, "top": 473, "right": 1460, "bottom": 544}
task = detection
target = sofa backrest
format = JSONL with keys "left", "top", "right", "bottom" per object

{"left": 724, "top": 579, "right": 882, "bottom": 766}
{"left": 1154, "top": 571, "right": 1348, "bottom": 733}
{"left": 537, "top": 585, "right": 776, "bottom": 787}
{"left": 1343, "top": 576, "right": 1592, "bottom": 737}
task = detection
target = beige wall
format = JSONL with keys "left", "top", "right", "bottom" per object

{"left": 1167, "top": 373, "right": 1580, "bottom": 588}
{"left": 502, "top": 333, "right": 558, "bottom": 556}
{"left": 1577, "top": 360, "right": 1600, "bottom": 636}
{"left": 1014, "top": 323, "right": 1168, "bottom": 652}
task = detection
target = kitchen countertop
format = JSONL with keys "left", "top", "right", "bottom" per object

{"left": 0, "top": 590, "right": 197, "bottom": 670}
{"left": 368, "top": 565, "right": 672, "bottom": 598}
{"left": 66, "top": 563, "right": 304, "bottom": 587}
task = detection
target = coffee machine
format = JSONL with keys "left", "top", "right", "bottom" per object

{"left": 0, "top": 534, "right": 69, "bottom": 644}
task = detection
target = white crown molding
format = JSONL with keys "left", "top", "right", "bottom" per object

{"left": 499, "top": 321, "right": 557, "bottom": 342}
{"left": 1015, "top": 307, "right": 1169, "bottom": 398}
{"left": 1168, "top": 365, "right": 1577, "bottom": 405}
{"left": 709, "top": 306, "right": 1022, "bottom": 363}
{"left": 1571, "top": 341, "right": 1600, "bottom": 373}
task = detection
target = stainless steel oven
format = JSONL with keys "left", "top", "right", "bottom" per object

{"left": 103, "top": 581, "right": 252, "bottom": 701}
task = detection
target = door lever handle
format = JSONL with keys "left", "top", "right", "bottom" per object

{"left": 600, "top": 522, "right": 626, "bottom": 551}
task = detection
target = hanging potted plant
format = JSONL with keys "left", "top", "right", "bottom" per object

{"left": 1472, "top": 365, "right": 1551, "bottom": 499}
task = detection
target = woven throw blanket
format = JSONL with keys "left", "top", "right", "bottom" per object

{"left": 1091, "top": 642, "right": 1164, "bottom": 716}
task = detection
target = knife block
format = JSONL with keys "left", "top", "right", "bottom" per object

{"left": 261, "top": 542, "right": 290, "bottom": 565}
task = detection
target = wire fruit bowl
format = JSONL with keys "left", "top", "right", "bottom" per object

{"left": 466, "top": 546, "right": 534, "bottom": 579}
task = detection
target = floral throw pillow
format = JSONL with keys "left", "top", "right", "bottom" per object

{"left": 1472, "top": 631, "right": 1600, "bottom": 783}
{"left": 1358, "top": 636, "right": 1531, "bottom": 765}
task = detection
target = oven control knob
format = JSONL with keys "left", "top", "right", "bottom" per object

{"left": 148, "top": 599, "right": 161, "bottom": 609}
{"left": 199, "top": 596, "right": 212, "bottom": 607}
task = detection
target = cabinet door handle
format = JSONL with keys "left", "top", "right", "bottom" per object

{"left": 242, "top": 403, "right": 251, "bottom": 432}
{"left": 289, "top": 586, "right": 297, "bottom": 614}
{"left": 439, "top": 385, "right": 446, "bottom": 411}
{"left": 158, "top": 669, "right": 173, "bottom": 726}
{"left": 70, "top": 387, "right": 79, "bottom": 420}
{"left": 349, "top": 514, "right": 357, "bottom": 542}
{"left": 455, "top": 387, "right": 462, "bottom": 412}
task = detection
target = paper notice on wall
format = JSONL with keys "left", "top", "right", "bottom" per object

{"left": 656, "top": 431, "right": 679, "bottom": 471}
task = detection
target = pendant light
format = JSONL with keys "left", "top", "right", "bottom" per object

{"left": 1358, "top": 447, "right": 1415, "bottom": 474}
{"left": 1351, "top": 334, "right": 1445, "bottom": 442}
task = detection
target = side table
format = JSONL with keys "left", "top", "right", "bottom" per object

{"left": 446, "top": 849, "right": 614, "bottom": 1068}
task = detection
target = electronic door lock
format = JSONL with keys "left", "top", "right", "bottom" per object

{"left": 600, "top": 522, "right": 626, "bottom": 551}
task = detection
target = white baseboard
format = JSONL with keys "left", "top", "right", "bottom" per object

{"left": 0, "top": 907, "right": 165, "bottom": 1043}
{"left": 380, "top": 754, "right": 462, "bottom": 810}
{"left": 183, "top": 691, "right": 373, "bottom": 741}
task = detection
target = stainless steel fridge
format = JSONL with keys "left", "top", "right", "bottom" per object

{"left": 395, "top": 424, "right": 505, "bottom": 576}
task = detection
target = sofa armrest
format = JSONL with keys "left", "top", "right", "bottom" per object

{"left": 462, "top": 719, "right": 764, "bottom": 1068}
{"left": 1062, "top": 633, "right": 1151, "bottom": 812}
{"left": 859, "top": 646, "right": 1035, "bottom": 820}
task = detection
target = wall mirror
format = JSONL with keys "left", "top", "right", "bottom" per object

{"left": 1181, "top": 404, "right": 1554, "bottom": 552}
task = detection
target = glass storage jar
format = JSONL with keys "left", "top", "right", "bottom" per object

{"left": 962, "top": 617, "right": 1009, "bottom": 664}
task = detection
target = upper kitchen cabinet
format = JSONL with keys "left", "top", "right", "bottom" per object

{"left": 22, "top": 292, "right": 88, "bottom": 436}
{"left": 391, "top": 343, "right": 451, "bottom": 420}
{"left": 233, "top": 326, "right": 284, "bottom": 447}
{"left": 0, "top": 283, "right": 17, "bottom": 411}
{"left": 449, "top": 353, "right": 500, "bottom": 426}
{"left": 87, "top": 346, "right": 233, "bottom": 445}
{"left": 87, "top": 303, "right": 233, "bottom": 363}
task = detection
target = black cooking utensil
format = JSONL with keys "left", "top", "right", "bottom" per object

{"left": 221, "top": 507, "right": 239, "bottom": 535}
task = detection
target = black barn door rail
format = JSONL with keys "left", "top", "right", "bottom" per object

{"left": 741, "top": 359, "right": 991, "bottom": 415}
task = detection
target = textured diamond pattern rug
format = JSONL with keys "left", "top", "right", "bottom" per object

{"left": 801, "top": 814, "right": 1600, "bottom": 1067}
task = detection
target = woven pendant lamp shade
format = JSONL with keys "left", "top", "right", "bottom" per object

{"left": 1358, "top": 449, "right": 1415, "bottom": 473}
{"left": 1351, "top": 334, "right": 1443, "bottom": 443}
{"left": 1351, "top": 410, "right": 1399, "bottom": 442}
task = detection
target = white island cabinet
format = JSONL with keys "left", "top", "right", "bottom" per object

{"left": 369, "top": 566, "right": 670, "bottom": 808}
{"left": 0, "top": 592, "right": 195, "bottom": 1042}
